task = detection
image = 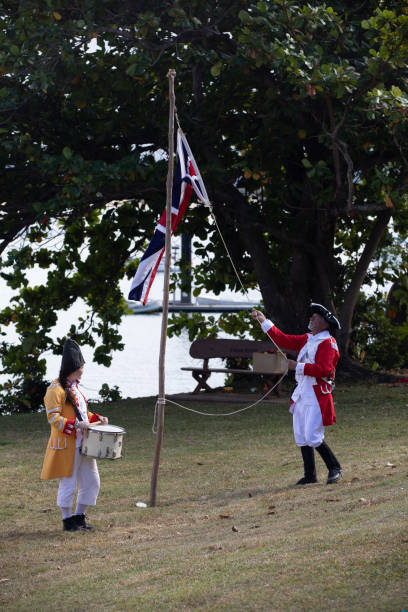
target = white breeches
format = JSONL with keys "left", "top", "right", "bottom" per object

{"left": 292, "top": 397, "right": 324, "bottom": 447}
{"left": 57, "top": 448, "right": 100, "bottom": 509}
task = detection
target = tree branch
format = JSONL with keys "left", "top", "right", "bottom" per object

{"left": 338, "top": 209, "right": 392, "bottom": 353}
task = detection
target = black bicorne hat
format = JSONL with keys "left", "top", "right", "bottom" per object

{"left": 60, "top": 338, "right": 85, "bottom": 376}
{"left": 310, "top": 302, "right": 341, "bottom": 331}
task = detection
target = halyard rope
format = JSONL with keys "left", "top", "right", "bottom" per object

{"left": 152, "top": 371, "right": 287, "bottom": 432}
{"left": 150, "top": 116, "right": 289, "bottom": 433}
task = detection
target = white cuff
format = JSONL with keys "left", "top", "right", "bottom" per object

{"left": 261, "top": 319, "right": 273, "bottom": 333}
{"left": 295, "top": 363, "right": 305, "bottom": 375}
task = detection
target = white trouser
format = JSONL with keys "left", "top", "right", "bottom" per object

{"left": 57, "top": 448, "right": 100, "bottom": 509}
{"left": 292, "top": 396, "right": 324, "bottom": 447}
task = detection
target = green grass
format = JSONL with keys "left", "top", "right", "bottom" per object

{"left": 0, "top": 383, "right": 407, "bottom": 611}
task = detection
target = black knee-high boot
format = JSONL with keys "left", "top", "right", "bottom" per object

{"left": 296, "top": 446, "right": 317, "bottom": 485}
{"left": 316, "top": 440, "right": 343, "bottom": 484}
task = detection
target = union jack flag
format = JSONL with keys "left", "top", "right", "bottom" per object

{"left": 128, "top": 129, "right": 210, "bottom": 304}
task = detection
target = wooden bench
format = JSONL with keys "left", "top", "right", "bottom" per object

{"left": 181, "top": 338, "right": 287, "bottom": 395}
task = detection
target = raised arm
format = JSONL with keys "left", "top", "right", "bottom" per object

{"left": 251, "top": 309, "right": 308, "bottom": 352}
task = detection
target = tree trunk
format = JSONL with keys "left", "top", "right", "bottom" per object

{"left": 214, "top": 177, "right": 392, "bottom": 373}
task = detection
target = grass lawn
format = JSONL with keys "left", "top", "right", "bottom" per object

{"left": 0, "top": 382, "right": 407, "bottom": 611}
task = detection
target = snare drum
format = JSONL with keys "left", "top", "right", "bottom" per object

{"left": 80, "top": 424, "right": 126, "bottom": 460}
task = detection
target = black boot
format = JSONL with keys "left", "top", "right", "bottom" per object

{"left": 62, "top": 516, "right": 79, "bottom": 532}
{"left": 73, "top": 513, "right": 93, "bottom": 530}
{"left": 296, "top": 446, "right": 317, "bottom": 485}
{"left": 316, "top": 441, "right": 343, "bottom": 484}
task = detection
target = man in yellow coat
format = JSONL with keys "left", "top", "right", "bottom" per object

{"left": 41, "top": 339, "right": 108, "bottom": 532}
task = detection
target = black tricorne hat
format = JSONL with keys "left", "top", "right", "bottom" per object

{"left": 310, "top": 302, "right": 341, "bottom": 332}
{"left": 60, "top": 338, "right": 85, "bottom": 376}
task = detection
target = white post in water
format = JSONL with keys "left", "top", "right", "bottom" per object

{"left": 149, "top": 69, "right": 176, "bottom": 507}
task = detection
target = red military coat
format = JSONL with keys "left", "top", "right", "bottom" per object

{"left": 266, "top": 325, "right": 340, "bottom": 426}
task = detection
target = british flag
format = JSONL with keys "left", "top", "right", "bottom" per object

{"left": 128, "top": 129, "right": 210, "bottom": 304}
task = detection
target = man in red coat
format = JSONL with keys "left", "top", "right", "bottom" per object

{"left": 252, "top": 303, "right": 343, "bottom": 485}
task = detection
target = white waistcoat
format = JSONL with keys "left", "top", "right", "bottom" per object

{"left": 291, "top": 331, "right": 331, "bottom": 404}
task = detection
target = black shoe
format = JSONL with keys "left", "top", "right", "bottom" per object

{"left": 327, "top": 468, "right": 343, "bottom": 484}
{"left": 296, "top": 476, "right": 318, "bottom": 485}
{"left": 297, "top": 446, "right": 317, "bottom": 485}
{"left": 73, "top": 513, "right": 93, "bottom": 530}
{"left": 62, "top": 516, "right": 79, "bottom": 532}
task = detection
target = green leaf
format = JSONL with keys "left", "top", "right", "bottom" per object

{"left": 391, "top": 85, "right": 402, "bottom": 98}
{"left": 126, "top": 64, "right": 138, "bottom": 77}
{"left": 62, "top": 147, "right": 72, "bottom": 159}
{"left": 238, "top": 10, "right": 251, "bottom": 24}
{"left": 210, "top": 62, "right": 222, "bottom": 77}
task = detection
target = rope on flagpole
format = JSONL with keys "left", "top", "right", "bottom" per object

{"left": 207, "top": 201, "right": 287, "bottom": 362}
{"left": 204, "top": 193, "right": 287, "bottom": 360}
{"left": 163, "top": 370, "right": 286, "bottom": 417}
{"left": 175, "top": 118, "right": 287, "bottom": 363}
{"left": 207, "top": 202, "right": 251, "bottom": 300}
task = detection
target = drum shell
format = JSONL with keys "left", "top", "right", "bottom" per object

{"left": 80, "top": 425, "right": 125, "bottom": 460}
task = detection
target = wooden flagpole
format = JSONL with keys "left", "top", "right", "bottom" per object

{"left": 149, "top": 69, "right": 176, "bottom": 507}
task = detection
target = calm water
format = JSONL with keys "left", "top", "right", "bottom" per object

{"left": 1, "top": 271, "right": 261, "bottom": 399}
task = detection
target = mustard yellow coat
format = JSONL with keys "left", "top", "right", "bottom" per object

{"left": 41, "top": 380, "right": 98, "bottom": 480}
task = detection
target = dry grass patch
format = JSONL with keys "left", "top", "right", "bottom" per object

{"left": 0, "top": 383, "right": 407, "bottom": 610}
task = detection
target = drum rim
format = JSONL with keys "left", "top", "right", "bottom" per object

{"left": 88, "top": 424, "right": 126, "bottom": 433}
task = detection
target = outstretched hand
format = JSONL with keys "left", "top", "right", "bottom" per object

{"left": 251, "top": 309, "right": 266, "bottom": 323}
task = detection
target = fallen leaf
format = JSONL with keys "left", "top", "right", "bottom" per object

{"left": 57, "top": 566, "right": 62, "bottom": 570}
{"left": 41, "top": 508, "right": 52, "bottom": 513}
{"left": 268, "top": 505, "right": 276, "bottom": 510}
{"left": 219, "top": 514, "right": 231, "bottom": 519}
{"left": 325, "top": 499, "right": 340, "bottom": 502}
{"left": 208, "top": 545, "right": 223, "bottom": 551}
{"left": 248, "top": 492, "right": 253, "bottom": 498}
{"left": 386, "top": 462, "right": 396, "bottom": 468}
{"left": 351, "top": 477, "right": 360, "bottom": 482}
{"left": 0, "top": 578, "right": 9, "bottom": 583}
{"left": 197, "top": 462, "right": 203, "bottom": 465}
{"left": 267, "top": 511, "right": 276, "bottom": 515}
{"left": 232, "top": 525, "right": 239, "bottom": 532}
{"left": 249, "top": 525, "right": 260, "bottom": 529}
{"left": 359, "top": 498, "right": 371, "bottom": 505}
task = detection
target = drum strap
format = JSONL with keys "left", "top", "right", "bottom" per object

{"left": 66, "top": 382, "right": 85, "bottom": 422}
{"left": 72, "top": 404, "right": 83, "bottom": 422}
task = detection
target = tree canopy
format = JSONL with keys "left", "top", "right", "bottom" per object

{"left": 1, "top": 0, "right": 408, "bottom": 410}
